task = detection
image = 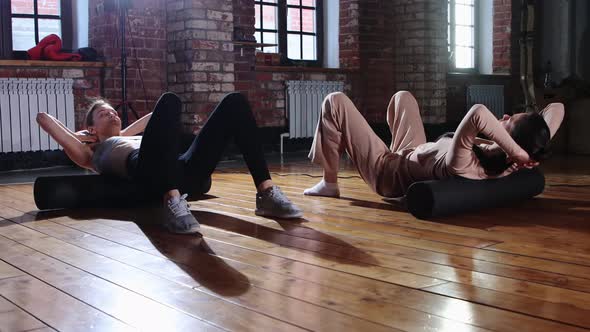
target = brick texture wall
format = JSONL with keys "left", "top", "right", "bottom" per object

{"left": 354, "top": 0, "right": 396, "bottom": 123}
{"left": 232, "top": 0, "right": 352, "bottom": 129}
{"left": 88, "top": 0, "right": 353, "bottom": 133}
{"left": 166, "top": 0, "right": 235, "bottom": 133}
{"left": 339, "top": 0, "right": 361, "bottom": 70}
{"left": 493, "top": 0, "right": 512, "bottom": 73}
{"left": 0, "top": 65, "right": 103, "bottom": 131}
{"left": 85, "top": 0, "right": 517, "bottom": 131}
{"left": 89, "top": 0, "right": 167, "bottom": 121}
{"left": 292, "top": 0, "right": 447, "bottom": 125}
{"left": 392, "top": 0, "right": 448, "bottom": 124}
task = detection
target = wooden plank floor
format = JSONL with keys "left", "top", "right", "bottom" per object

{"left": 0, "top": 155, "right": 589, "bottom": 331}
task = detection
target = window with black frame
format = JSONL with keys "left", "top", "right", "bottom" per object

{"left": 0, "top": 0, "right": 72, "bottom": 58}
{"left": 448, "top": 0, "right": 477, "bottom": 72}
{"left": 254, "top": 0, "right": 323, "bottom": 66}
{"left": 254, "top": 0, "right": 280, "bottom": 53}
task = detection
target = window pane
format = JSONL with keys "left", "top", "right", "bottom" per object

{"left": 39, "top": 19, "right": 61, "bottom": 41}
{"left": 262, "top": 0, "right": 277, "bottom": 2}
{"left": 301, "top": 0, "right": 315, "bottom": 6}
{"left": 262, "top": 5, "right": 277, "bottom": 30}
{"left": 11, "top": 0, "right": 34, "bottom": 14}
{"left": 287, "top": 33, "right": 301, "bottom": 59}
{"left": 455, "top": 46, "right": 474, "bottom": 68}
{"left": 262, "top": 32, "right": 278, "bottom": 53}
{"left": 455, "top": 4, "right": 473, "bottom": 26}
{"left": 38, "top": 0, "right": 61, "bottom": 15}
{"left": 301, "top": 9, "right": 315, "bottom": 33}
{"left": 255, "top": 4, "right": 261, "bottom": 29}
{"left": 254, "top": 31, "right": 261, "bottom": 49}
{"left": 302, "top": 35, "right": 316, "bottom": 60}
{"left": 456, "top": 0, "right": 473, "bottom": 5}
{"left": 455, "top": 26, "right": 473, "bottom": 47}
{"left": 287, "top": 0, "right": 300, "bottom": 5}
{"left": 12, "top": 17, "right": 35, "bottom": 50}
{"left": 287, "top": 7, "right": 301, "bottom": 31}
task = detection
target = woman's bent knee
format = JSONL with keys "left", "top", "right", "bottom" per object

{"left": 220, "top": 92, "right": 248, "bottom": 105}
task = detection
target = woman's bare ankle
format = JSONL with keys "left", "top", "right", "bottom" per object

{"left": 323, "top": 171, "right": 338, "bottom": 184}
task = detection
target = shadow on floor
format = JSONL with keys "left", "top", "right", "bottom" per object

{"left": 420, "top": 196, "right": 590, "bottom": 232}
{"left": 191, "top": 210, "right": 379, "bottom": 266}
{"left": 30, "top": 202, "right": 379, "bottom": 294}
{"left": 29, "top": 207, "right": 252, "bottom": 297}
{"left": 338, "top": 196, "right": 408, "bottom": 212}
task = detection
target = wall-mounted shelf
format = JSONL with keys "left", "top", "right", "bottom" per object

{"left": 0, "top": 60, "right": 105, "bottom": 68}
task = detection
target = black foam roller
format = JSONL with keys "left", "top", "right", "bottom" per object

{"left": 34, "top": 175, "right": 211, "bottom": 210}
{"left": 406, "top": 168, "right": 545, "bottom": 219}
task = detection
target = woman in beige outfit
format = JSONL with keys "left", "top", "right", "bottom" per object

{"left": 304, "top": 91, "right": 564, "bottom": 198}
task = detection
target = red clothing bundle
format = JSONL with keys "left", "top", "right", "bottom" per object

{"left": 27, "top": 34, "right": 81, "bottom": 61}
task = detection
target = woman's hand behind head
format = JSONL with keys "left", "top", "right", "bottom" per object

{"left": 75, "top": 130, "right": 98, "bottom": 144}
{"left": 508, "top": 149, "right": 539, "bottom": 168}
{"left": 508, "top": 112, "right": 551, "bottom": 164}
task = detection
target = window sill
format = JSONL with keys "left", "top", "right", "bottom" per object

{"left": 256, "top": 65, "right": 355, "bottom": 74}
{"left": 0, "top": 60, "right": 105, "bottom": 68}
{"left": 447, "top": 72, "right": 511, "bottom": 78}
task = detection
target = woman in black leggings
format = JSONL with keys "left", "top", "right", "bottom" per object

{"left": 36, "top": 92, "right": 303, "bottom": 234}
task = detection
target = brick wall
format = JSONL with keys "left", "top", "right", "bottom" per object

{"left": 84, "top": 0, "right": 517, "bottom": 132}
{"left": 351, "top": 0, "right": 396, "bottom": 123}
{"left": 238, "top": 0, "right": 448, "bottom": 126}
{"left": 0, "top": 65, "right": 103, "bottom": 131}
{"left": 166, "top": 0, "right": 235, "bottom": 133}
{"left": 88, "top": 0, "right": 353, "bottom": 133}
{"left": 392, "top": 0, "right": 448, "bottom": 124}
{"left": 339, "top": 0, "right": 360, "bottom": 70}
{"left": 493, "top": 0, "right": 512, "bottom": 73}
{"left": 232, "top": 0, "right": 352, "bottom": 129}
{"left": 89, "top": 0, "right": 167, "bottom": 121}
{"left": 233, "top": 0, "right": 294, "bottom": 128}
{"left": 232, "top": 0, "right": 258, "bottom": 121}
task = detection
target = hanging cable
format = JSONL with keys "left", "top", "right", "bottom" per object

{"left": 125, "top": 10, "right": 149, "bottom": 118}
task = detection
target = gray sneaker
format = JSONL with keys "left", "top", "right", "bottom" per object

{"left": 163, "top": 194, "right": 201, "bottom": 234}
{"left": 255, "top": 186, "right": 303, "bottom": 219}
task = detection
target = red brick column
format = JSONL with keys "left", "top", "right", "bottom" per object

{"left": 166, "top": 0, "right": 235, "bottom": 133}
{"left": 392, "top": 0, "right": 448, "bottom": 124}
{"left": 339, "top": 0, "right": 361, "bottom": 70}
{"left": 232, "top": 0, "right": 264, "bottom": 124}
{"left": 493, "top": 0, "right": 512, "bottom": 73}
{"left": 354, "top": 0, "right": 396, "bottom": 123}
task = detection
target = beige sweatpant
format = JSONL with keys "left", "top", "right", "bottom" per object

{"left": 308, "top": 91, "right": 426, "bottom": 197}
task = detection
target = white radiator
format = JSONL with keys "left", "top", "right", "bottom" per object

{"left": 466, "top": 85, "right": 505, "bottom": 119}
{"left": 0, "top": 78, "right": 75, "bottom": 153}
{"left": 285, "top": 80, "right": 345, "bottom": 139}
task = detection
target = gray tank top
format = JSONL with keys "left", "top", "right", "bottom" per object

{"left": 92, "top": 136, "right": 142, "bottom": 178}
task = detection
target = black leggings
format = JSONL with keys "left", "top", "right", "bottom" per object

{"left": 128, "top": 92, "right": 271, "bottom": 196}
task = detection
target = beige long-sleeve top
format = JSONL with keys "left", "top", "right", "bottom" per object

{"left": 398, "top": 103, "right": 564, "bottom": 191}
